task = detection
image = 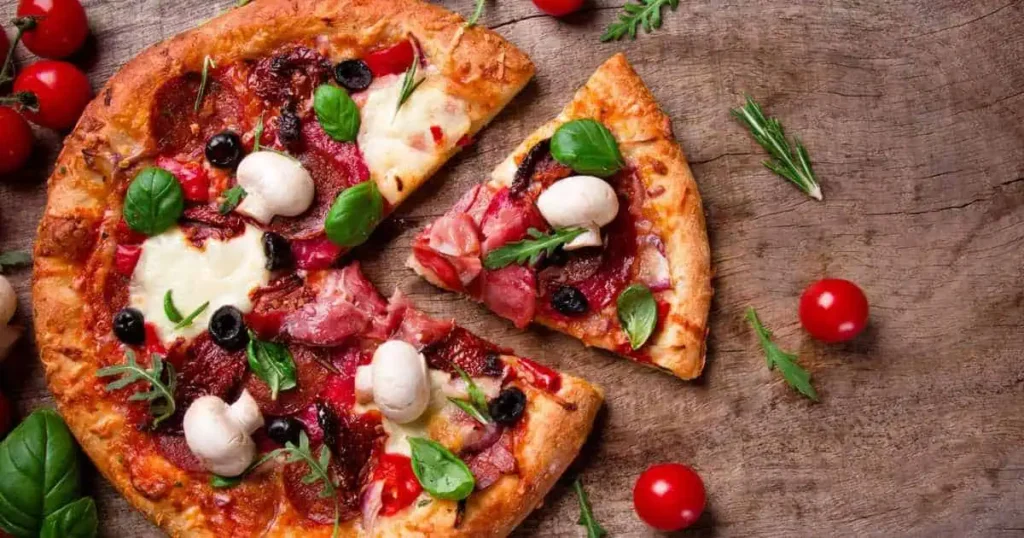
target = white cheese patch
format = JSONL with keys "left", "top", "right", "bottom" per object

{"left": 358, "top": 73, "right": 471, "bottom": 205}
{"left": 129, "top": 224, "right": 270, "bottom": 344}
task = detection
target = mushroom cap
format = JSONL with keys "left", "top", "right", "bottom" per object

{"left": 183, "top": 392, "right": 262, "bottom": 477}
{"left": 235, "top": 151, "right": 315, "bottom": 223}
{"left": 371, "top": 340, "right": 431, "bottom": 424}
{"left": 0, "top": 275, "right": 17, "bottom": 325}
{"left": 536, "top": 175, "right": 619, "bottom": 230}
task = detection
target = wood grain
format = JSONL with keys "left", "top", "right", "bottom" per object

{"left": 2, "top": 0, "right": 1023, "bottom": 536}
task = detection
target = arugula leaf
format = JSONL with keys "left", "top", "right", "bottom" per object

{"left": 163, "top": 290, "right": 183, "bottom": 323}
{"left": 123, "top": 167, "right": 185, "bottom": 236}
{"left": 173, "top": 301, "right": 209, "bottom": 330}
{"left": 395, "top": 48, "right": 425, "bottom": 116}
{"left": 194, "top": 55, "right": 216, "bottom": 112}
{"left": 219, "top": 186, "right": 247, "bottom": 215}
{"left": 601, "top": 0, "right": 680, "bottom": 42}
{"left": 0, "top": 251, "right": 31, "bottom": 273}
{"left": 746, "top": 307, "right": 819, "bottom": 401}
{"left": 483, "top": 227, "right": 585, "bottom": 270}
{"left": 96, "top": 351, "right": 178, "bottom": 426}
{"left": 465, "top": 0, "right": 486, "bottom": 27}
{"left": 731, "top": 95, "right": 821, "bottom": 200}
{"left": 39, "top": 497, "right": 97, "bottom": 538}
{"left": 0, "top": 410, "right": 82, "bottom": 538}
{"left": 408, "top": 437, "right": 475, "bottom": 500}
{"left": 573, "top": 478, "right": 606, "bottom": 538}
{"left": 245, "top": 331, "right": 297, "bottom": 400}
{"left": 617, "top": 284, "right": 657, "bottom": 350}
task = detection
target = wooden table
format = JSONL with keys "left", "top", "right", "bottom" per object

{"left": 2, "top": 0, "right": 1023, "bottom": 536}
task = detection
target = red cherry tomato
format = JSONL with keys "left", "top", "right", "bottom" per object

{"left": 799, "top": 278, "right": 869, "bottom": 343}
{"left": 13, "top": 60, "right": 92, "bottom": 131}
{"left": 532, "top": 0, "right": 584, "bottom": 17}
{"left": 363, "top": 40, "right": 415, "bottom": 78}
{"left": 17, "top": 0, "right": 89, "bottom": 59}
{"left": 633, "top": 463, "right": 706, "bottom": 531}
{"left": 0, "top": 391, "right": 11, "bottom": 440}
{"left": 374, "top": 453, "right": 422, "bottom": 515}
{"left": 0, "top": 107, "right": 34, "bottom": 175}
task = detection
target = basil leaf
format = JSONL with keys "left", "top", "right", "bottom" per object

{"left": 314, "top": 84, "right": 360, "bottom": 142}
{"left": 39, "top": 497, "right": 97, "bottom": 538}
{"left": 246, "top": 331, "right": 297, "bottom": 400}
{"left": 408, "top": 437, "right": 475, "bottom": 500}
{"left": 550, "top": 119, "right": 624, "bottom": 177}
{"left": 324, "top": 180, "right": 383, "bottom": 247}
{"left": 0, "top": 410, "right": 82, "bottom": 538}
{"left": 123, "top": 167, "right": 185, "bottom": 236}
{"left": 616, "top": 284, "right": 657, "bottom": 350}
{"left": 210, "top": 474, "right": 243, "bottom": 489}
{"left": 219, "top": 186, "right": 246, "bottom": 215}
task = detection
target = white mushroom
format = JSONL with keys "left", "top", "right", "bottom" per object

{"left": 354, "top": 365, "right": 374, "bottom": 405}
{"left": 0, "top": 276, "right": 22, "bottom": 362}
{"left": 535, "top": 175, "right": 619, "bottom": 250}
{"left": 183, "top": 390, "right": 264, "bottom": 477}
{"left": 234, "top": 151, "right": 315, "bottom": 224}
{"left": 369, "top": 340, "right": 431, "bottom": 424}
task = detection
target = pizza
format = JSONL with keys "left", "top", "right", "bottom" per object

{"left": 408, "top": 54, "right": 713, "bottom": 380}
{"left": 31, "top": 0, "right": 606, "bottom": 536}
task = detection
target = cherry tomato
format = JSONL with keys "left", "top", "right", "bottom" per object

{"left": 799, "top": 278, "right": 869, "bottom": 343}
{"left": 13, "top": 60, "right": 91, "bottom": 131}
{"left": 633, "top": 463, "right": 706, "bottom": 531}
{"left": 532, "top": 0, "right": 584, "bottom": 17}
{"left": 363, "top": 40, "right": 415, "bottom": 77}
{"left": 17, "top": 0, "right": 89, "bottom": 59}
{"left": 374, "top": 453, "right": 422, "bottom": 515}
{"left": 0, "top": 107, "right": 34, "bottom": 175}
{"left": 0, "top": 390, "right": 11, "bottom": 440}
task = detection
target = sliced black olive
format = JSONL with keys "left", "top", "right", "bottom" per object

{"left": 316, "top": 402, "right": 339, "bottom": 448}
{"left": 205, "top": 131, "right": 243, "bottom": 169}
{"left": 551, "top": 285, "right": 589, "bottom": 316}
{"left": 489, "top": 387, "right": 527, "bottom": 426}
{"left": 208, "top": 305, "right": 248, "bottom": 351}
{"left": 278, "top": 107, "right": 301, "bottom": 145}
{"left": 510, "top": 138, "right": 551, "bottom": 196}
{"left": 266, "top": 417, "right": 304, "bottom": 446}
{"left": 262, "top": 232, "right": 293, "bottom": 271}
{"left": 333, "top": 59, "right": 373, "bottom": 92}
{"left": 113, "top": 308, "right": 145, "bottom": 345}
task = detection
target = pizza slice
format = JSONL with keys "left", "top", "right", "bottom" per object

{"left": 408, "top": 54, "right": 713, "bottom": 380}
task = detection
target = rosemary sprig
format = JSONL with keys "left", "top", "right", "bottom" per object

{"left": 483, "top": 227, "right": 585, "bottom": 270}
{"left": 252, "top": 113, "right": 265, "bottom": 152}
{"left": 465, "top": 0, "right": 486, "bottom": 27}
{"left": 746, "top": 307, "right": 819, "bottom": 401}
{"left": 219, "top": 186, "right": 247, "bottom": 215}
{"left": 731, "top": 96, "right": 821, "bottom": 200}
{"left": 454, "top": 364, "right": 491, "bottom": 421}
{"left": 600, "top": 0, "right": 680, "bottom": 42}
{"left": 163, "top": 290, "right": 183, "bottom": 323}
{"left": 194, "top": 55, "right": 216, "bottom": 113}
{"left": 96, "top": 351, "right": 178, "bottom": 426}
{"left": 574, "top": 478, "right": 607, "bottom": 538}
{"left": 395, "top": 49, "right": 424, "bottom": 116}
{"left": 173, "top": 301, "right": 210, "bottom": 330}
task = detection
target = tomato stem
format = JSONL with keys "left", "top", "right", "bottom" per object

{"left": 0, "top": 18, "right": 38, "bottom": 87}
{"left": 0, "top": 91, "right": 40, "bottom": 113}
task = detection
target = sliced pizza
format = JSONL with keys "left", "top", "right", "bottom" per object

{"left": 408, "top": 54, "right": 713, "bottom": 380}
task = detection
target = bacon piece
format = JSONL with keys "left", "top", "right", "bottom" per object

{"left": 476, "top": 265, "right": 536, "bottom": 329}
{"left": 479, "top": 187, "right": 548, "bottom": 253}
{"left": 465, "top": 430, "right": 516, "bottom": 490}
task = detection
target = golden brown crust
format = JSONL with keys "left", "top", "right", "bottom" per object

{"left": 487, "top": 54, "right": 713, "bottom": 379}
{"left": 28, "top": 1, "right": 605, "bottom": 537}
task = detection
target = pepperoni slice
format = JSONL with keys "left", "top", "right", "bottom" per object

{"left": 179, "top": 205, "right": 247, "bottom": 246}
{"left": 245, "top": 345, "right": 330, "bottom": 415}
{"left": 158, "top": 333, "right": 247, "bottom": 430}
{"left": 151, "top": 69, "right": 244, "bottom": 157}
{"left": 155, "top": 434, "right": 205, "bottom": 473}
{"left": 422, "top": 326, "right": 505, "bottom": 377}
{"left": 282, "top": 452, "right": 347, "bottom": 525}
{"left": 249, "top": 47, "right": 331, "bottom": 106}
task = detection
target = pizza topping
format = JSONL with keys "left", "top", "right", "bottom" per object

{"left": 551, "top": 285, "right": 589, "bottom": 316}
{"left": 373, "top": 453, "right": 422, "bottom": 516}
{"left": 183, "top": 390, "right": 264, "bottom": 477}
{"left": 246, "top": 346, "right": 330, "bottom": 415}
{"left": 408, "top": 437, "right": 475, "bottom": 500}
{"left": 261, "top": 231, "right": 293, "bottom": 271}
{"left": 536, "top": 175, "right": 619, "bottom": 250}
{"left": 291, "top": 236, "right": 343, "bottom": 270}
{"left": 480, "top": 187, "right": 549, "bottom": 254}
{"left": 395, "top": 48, "right": 425, "bottom": 115}
{"left": 617, "top": 284, "right": 658, "bottom": 350}
{"left": 123, "top": 167, "right": 185, "bottom": 236}
{"left": 245, "top": 331, "right": 298, "bottom": 400}
{"left": 204, "top": 131, "right": 243, "bottom": 169}
{"left": 271, "top": 265, "right": 390, "bottom": 346}
{"left": 422, "top": 326, "right": 504, "bottom": 377}
{"left": 234, "top": 151, "right": 315, "bottom": 224}
{"left": 155, "top": 156, "right": 211, "bottom": 203}
{"left": 364, "top": 340, "right": 431, "bottom": 424}
{"left": 113, "top": 307, "right": 146, "bottom": 345}
{"left": 362, "top": 40, "right": 415, "bottom": 78}
{"left": 324, "top": 180, "right": 384, "bottom": 247}
{"left": 278, "top": 107, "right": 302, "bottom": 145}
{"left": 550, "top": 119, "right": 624, "bottom": 177}
{"left": 250, "top": 46, "right": 331, "bottom": 105}
{"left": 477, "top": 265, "right": 537, "bottom": 329}
{"left": 208, "top": 305, "right": 249, "bottom": 351}
{"left": 636, "top": 235, "right": 671, "bottom": 291}
{"left": 465, "top": 429, "right": 516, "bottom": 490}
{"left": 313, "top": 84, "right": 360, "bottom": 142}
{"left": 514, "top": 357, "right": 562, "bottom": 393}
{"left": 266, "top": 416, "right": 304, "bottom": 446}
{"left": 96, "top": 351, "right": 177, "bottom": 427}
{"left": 333, "top": 59, "right": 373, "bottom": 92}
{"left": 488, "top": 387, "right": 527, "bottom": 425}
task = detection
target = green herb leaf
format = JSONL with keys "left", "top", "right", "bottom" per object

{"left": 219, "top": 185, "right": 247, "bottom": 215}
{"left": 324, "top": 180, "right": 384, "bottom": 247}
{"left": 210, "top": 474, "right": 243, "bottom": 489}
{"left": 465, "top": 0, "right": 486, "bottom": 27}
{"left": 96, "top": 351, "right": 178, "bottom": 426}
{"left": 483, "top": 227, "right": 586, "bottom": 270}
{"left": 600, "top": 0, "right": 680, "bottom": 42}
{"left": 0, "top": 409, "right": 82, "bottom": 538}
{"left": 550, "top": 119, "right": 624, "bottom": 177}
{"left": 746, "top": 307, "right": 819, "bottom": 401}
{"left": 731, "top": 96, "right": 821, "bottom": 200}
{"left": 450, "top": 364, "right": 490, "bottom": 424}
{"left": 173, "top": 301, "right": 210, "bottom": 330}
{"left": 163, "top": 290, "right": 183, "bottom": 323}
{"left": 123, "top": 167, "right": 185, "bottom": 236}
{"left": 39, "top": 497, "right": 97, "bottom": 538}
{"left": 246, "top": 331, "right": 298, "bottom": 400}
{"left": 395, "top": 49, "right": 425, "bottom": 116}
{"left": 252, "top": 113, "right": 265, "bottom": 152}
{"left": 314, "top": 84, "right": 360, "bottom": 142}
{"left": 448, "top": 398, "right": 490, "bottom": 425}
{"left": 573, "top": 479, "right": 607, "bottom": 538}
{"left": 408, "top": 437, "right": 475, "bottom": 500}
{"left": 0, "top": 251, "right": 31, "bottom": 273}
{"left": 616, "top": 284, "right": 657, "bottom": 350}
{"left": 235, "top": 0, "right": 252, "bottom": 7}
{"left": 194, "top": 55, "right": 216, "bottom": 113}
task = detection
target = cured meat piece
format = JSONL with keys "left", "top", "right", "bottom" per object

{"left": 479, "top": 187, "right": 548, "bottom": 253}
{"left": 476, "top": 265, "right": 537, "bottom": 329}
{"left": 465, "top": 430, "right": 516, "bottom": 490}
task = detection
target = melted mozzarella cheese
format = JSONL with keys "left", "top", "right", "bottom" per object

{"left": 129, "top": 225, "right": 270, "bottom": 344}
{"left": 358, "top": 73, "right": 471, "bottom": 205}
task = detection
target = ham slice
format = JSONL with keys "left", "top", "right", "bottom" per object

{"left": 465, "top": 430, "right": 516, "bottom": 490}
{"left": 479, "top": 188, "right": 547, "bottom": 254}
{"left": 477, "top": 265, "right": 536, "bottom": 329}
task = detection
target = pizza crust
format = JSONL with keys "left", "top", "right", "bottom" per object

{"left": 488, "top": 54, "right": 713, "bottom": 380}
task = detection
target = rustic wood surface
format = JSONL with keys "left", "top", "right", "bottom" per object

{"left": 2, "top": 0, "right": 1023, "bottom": 536}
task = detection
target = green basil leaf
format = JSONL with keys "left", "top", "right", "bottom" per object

{"left": 0, "top": 410, "right": 82, "bottom": 538}
{"left": 408, "top": 437, "right": 475, "bottom": 501}
{"left": 324, "top": 181, "right": 384, "bottom": 247}
{"left": 616, "top": 284, "right": 657, "bottom": 350}
{"left": 123, "top": 167, "right": 185, "bottom": 236}
{"left": 314, "top": 84, "right": 360, "bottom": 142}
{"left": 246, "top": 331, "right": 297, "bottom": 400}
{"left": 550, "top": 119, "right": 624, "bottom": 177}
{"left": 219, "top": 185, "right": 247, "bottom": 215}
{"left": 210, "top": 474, "right": 243, "bottom": 489}
{"left": 39, "top": 497, "right": 97, "bottom": 538}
